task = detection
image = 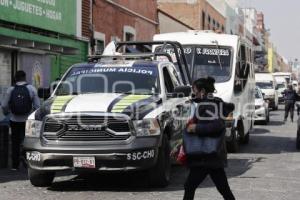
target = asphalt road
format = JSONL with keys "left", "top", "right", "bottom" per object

{"left": 1, "top": 105, "right": 300, "bottom": 200}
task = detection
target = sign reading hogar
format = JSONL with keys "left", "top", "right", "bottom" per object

{"left": 0, "top": 0, "right": 77, "bottom": 35}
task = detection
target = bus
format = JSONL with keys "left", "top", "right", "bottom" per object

{"left": 154, "top": 30, "right": 256, "bottom": 152}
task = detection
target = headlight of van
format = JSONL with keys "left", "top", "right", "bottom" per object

{"left": 25, "top": 120, "right": 42, "bottom": 138}
{"left": 133, "top": 119, "right": 160, "bottom": 136}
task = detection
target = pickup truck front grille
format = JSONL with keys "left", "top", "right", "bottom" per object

{"left": 43, "top": 116, "right": 131, "bottom": 141}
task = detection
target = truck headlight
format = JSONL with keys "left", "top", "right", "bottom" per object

{"left": 133, "top": 119, "right": 160, "bottom": 136}
{"left": 25, "top": 120, "right": 42, "bottom": 138}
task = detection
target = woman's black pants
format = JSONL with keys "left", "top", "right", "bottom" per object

{"left": 183, "top": 167, "right": 235, "bottom": 200}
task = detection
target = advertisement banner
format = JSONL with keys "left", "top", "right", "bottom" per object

{"left": 0, "top": 0, "right": 76, "bottom": 35}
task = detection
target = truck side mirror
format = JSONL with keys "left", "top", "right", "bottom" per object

{"left": 262, "top": 93, "right": 265, "bottom": 99}
{"left": 171, "top": 86, "right": 191, "bottom": 98}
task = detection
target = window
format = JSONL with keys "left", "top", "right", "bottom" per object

{"left": 202, "top": 11, "right": 206, "bottom": 30}
{"left": 163, "top": 67, "right": 175, "bottom": 94}
{"left": 95, "top": 40, "right": 104, "bottom": 55}
{"left": 168, "top": 65, "right": 181, "bottom": 87}
{"left": 123, "top": 25, "right": 136, "bottom": 41}
{"left": 234, "top": 44, "right": 249, "bottom": 93}
{"left": 94, "top": 31, "right": 105, "bottom": 55}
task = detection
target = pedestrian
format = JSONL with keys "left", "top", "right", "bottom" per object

{"left": 183, "top": 77, "right": 235, "bottom": 200}
{"left": 283, "top": 84, "right": 299, "bottom": 122}
{"left": 1, "top": 70, "right": 40, "bottom": 170}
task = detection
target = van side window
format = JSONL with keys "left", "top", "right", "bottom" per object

{"left": 234, "top": 45, "right": 250, "bottom": 93}
{"left": 163, "top": 67, "right": 175, "bottom": 93}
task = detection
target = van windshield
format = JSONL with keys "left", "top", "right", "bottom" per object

{"left": 157, "top": 45, "right": 232, "bottom": 83}
{"left": 191, "top": 46, "right": 232, "bottom": 82}
{"left": 277, "top": 83, "right": 285, "bottom": 89}
{"left": 55, "top": 66, "right": 160, "bottom": 96}
{"left": 256, "top": 82, "right": 273, "bottom": 89}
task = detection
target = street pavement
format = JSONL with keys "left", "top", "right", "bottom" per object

{"left": 1, "top": 105, "right": 300, "bottom": 200}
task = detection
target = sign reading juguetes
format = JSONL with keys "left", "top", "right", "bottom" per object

{"left": 0, "top": 0, "right": 77, "bottom": 35}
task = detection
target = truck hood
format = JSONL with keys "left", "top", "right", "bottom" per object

{"left": 35, "top": 93, "right": 162, "bottom": 120}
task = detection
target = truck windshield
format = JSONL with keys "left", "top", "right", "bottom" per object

{"left": 55, "top": 66, "right": 160, "bottom": 96}
{"left": 256, "top": 82, "right": 273, "bottom": 89}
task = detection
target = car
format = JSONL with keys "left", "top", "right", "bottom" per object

{"left": 23, "top": 41, "right": 192, "bottom": 188}
{"left": 254, "top": 87, "right": 269, "bottom": 125}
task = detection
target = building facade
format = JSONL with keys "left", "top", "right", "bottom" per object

{"left": 91, "top": 0, "right": 158, "bottom": 54}
{"left": 158, "top": 0, "right": 225, "bottom": 32}
{"left": 158, "top": 9, "right": 193, "bottom": 33}
{"left": 0, "top": 0, "right": 89, "bottom": 101}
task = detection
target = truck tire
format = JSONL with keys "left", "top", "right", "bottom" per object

{"left": 28, "top": 168, "right": 55, "bottom": 187}
{"left": 148, "top": 134, "right": 171, "bottom": 187}
{"left": 227, "top": 129, "right": 239, "bottom": 153}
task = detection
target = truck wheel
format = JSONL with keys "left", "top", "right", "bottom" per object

{"left": 296, "top": 130, "right": 300, "bottom": 150}
{"left": 227, "top": 129, "right": 239, "bottom": 153}
{"left": 148, "top": 134, "right": 171, "bottom": 187}
{"left": 28, "top": 168, "right": 55, "bottom": 187}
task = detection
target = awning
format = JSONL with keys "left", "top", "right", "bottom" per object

{"left": 0, "top": 35, "right": 79, "bottom": 55}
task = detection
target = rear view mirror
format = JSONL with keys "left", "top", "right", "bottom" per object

{"left": 171, "top": 86, "right": 191, "bottom": 98}
{"left": 38, "top": 88, "right": 50, "bottom": 100}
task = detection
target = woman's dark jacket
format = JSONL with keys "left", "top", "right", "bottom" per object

{"left": 186, "top": 97, "right": 235, "bottom": 169}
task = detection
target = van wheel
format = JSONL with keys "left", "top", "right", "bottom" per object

{"left": 148, "top": 134, "right": 171, "bottom": 187}
{"left": 241, "top": 132, "right": 250, "bottom": 144}
{"left": 296, "top": 129, "right": 300, "bottom": 150}
{"left": 28, "top": 168, "right": 55, "bottom": 187}
{"left": 227, "top": 129, "right": 239, "bottom": 153}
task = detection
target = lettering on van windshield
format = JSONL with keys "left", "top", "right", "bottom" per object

{"left": 196, "top": 48, "right": 230, "bottom": 56}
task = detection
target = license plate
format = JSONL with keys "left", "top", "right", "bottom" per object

{"left": 73, "top": 157, "right": 95, "bottom": 168}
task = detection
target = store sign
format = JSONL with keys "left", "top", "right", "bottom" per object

{"left": 0, "top": 0, "right": 76, "bottom": 35}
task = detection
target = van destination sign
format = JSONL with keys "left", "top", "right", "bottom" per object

{"left": 0, "top": 0, "right": 62, "bottom": 21}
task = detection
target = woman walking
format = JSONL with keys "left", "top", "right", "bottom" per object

{"left": 183, "top": 77, "right": 235, "bottom": 200}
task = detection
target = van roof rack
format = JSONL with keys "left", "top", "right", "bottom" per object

{"left": 88, "top": 41, "right": 191, "bottom": 85}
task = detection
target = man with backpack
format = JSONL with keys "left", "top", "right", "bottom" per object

{"left": 1, "top": 71, "right": 40, "bottom": 170}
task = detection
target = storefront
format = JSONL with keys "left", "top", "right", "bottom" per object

{"left": 0, "top": 0, "right": 88, "bottom": 93}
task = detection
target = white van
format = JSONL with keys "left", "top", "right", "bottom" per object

{"left": 154, "top": 31, "right": 255, "bottom": 152}
{"left": 255, "top": 73, "right": 279, "bottom": 110}
{"left": 274, "top": 76, "right": 287, "bottom": 103}
{"left": 273, "top": 72, "right": 292, "bottom": 85}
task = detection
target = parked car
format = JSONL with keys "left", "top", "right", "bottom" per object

{"left": 255, "top": 87, "right": 269, "bottom": 124}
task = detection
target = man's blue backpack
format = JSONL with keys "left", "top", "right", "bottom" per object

{"left": 9, "top": 85, "right": 32, "bottom": 115}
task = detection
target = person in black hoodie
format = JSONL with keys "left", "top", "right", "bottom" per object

{"left": 283, "top": 84, "right": 299, "bottom": 122}
{"left": 183, "top": 77, "right": 235, "bottom": 200}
